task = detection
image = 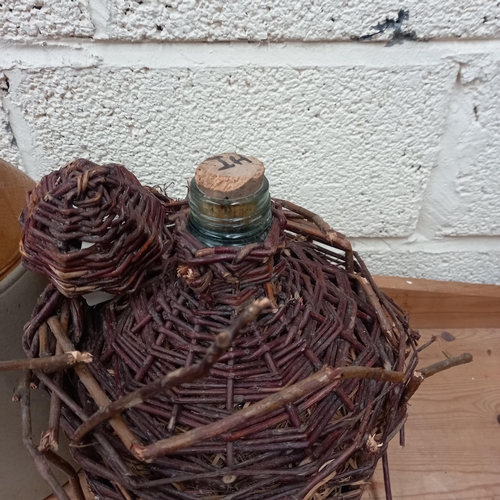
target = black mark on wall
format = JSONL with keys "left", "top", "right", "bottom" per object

{"left": 357, "top": 9, "right": 417, "bottom": 45}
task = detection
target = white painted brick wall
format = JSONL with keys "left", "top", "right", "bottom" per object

{"left": 419, "top": 55, "right": 500, "bottom": 237}
{"left": 0, "top": 1, "right": 499, "bottom": 284}
{"left": 362, "top": 249, "right": 500, "bottom": 285}
{"left": 0, "top": 0, "right": 93, "bottom": 39}
{"left": 103, "top": 0, "right": 500, "bottom": 42}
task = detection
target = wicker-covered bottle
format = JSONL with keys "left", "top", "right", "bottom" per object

{"left": 8, "top": 155, "right": 471, "bottom": 500}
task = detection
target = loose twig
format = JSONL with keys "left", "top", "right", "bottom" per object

{"left": 40, "top": 343, "right": 65, "bottom": 452}
{"left": 134, "top": 365, "right": 404, "bottom": 461}
{"left": 0, "top": 351, "right": 92, "bottom": 373}
{"left": 73, "top": 298, "right": 272, "bottom": 442}
{"left": 275, "top": 198, "right": 354, "bottom": 272}
{"left": 275, "top": 198, "right": 347, "bottom": 247}
{"left": 39, "top": 322, "right": 50, "bottom": 357}
{"left": 404, "top": 353, "right": 473, "bottom": 404}
{"left": 43, "top": 450, "right": 86, "bottom": 500}
{"left": 19, "top": 370, "right": 72, "bottom": 500}
{"left": 419, "top": 353, "right": 472, "bottom": 378}
{"left": 357, "top": 276, "right": 396, "bottom": 346}
{"left": 382, "top": 451, "right": 393, "bottom": 500}
{"left": 47, "top": 316, "right": 142, "bottom": 454}
{"left": 41, "top": 302, "right": 70, "bottom": 452}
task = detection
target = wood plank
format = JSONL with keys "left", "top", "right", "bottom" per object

{"left": 373, "top": 275, "right": 500, "bottom": 329}
{"left": 365, "top": 327, "right": 500, "bottom": 499}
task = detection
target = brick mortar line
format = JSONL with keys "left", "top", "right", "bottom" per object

{"left": 1, "top": 39, "right": 500, "bottom": 70}
{"left": 350, "top": 235, "right": 500, "bottom": 253}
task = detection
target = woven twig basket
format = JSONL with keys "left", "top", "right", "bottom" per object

{"left": 14, "top": 160, "right": 470, "bottom": 500}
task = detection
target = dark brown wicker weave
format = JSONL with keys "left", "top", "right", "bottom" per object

{"left": 20, "top": 159, "right": 171, "bottom": 298}
{"left": 14, "top": 161, "right": 471, "bottom": 500}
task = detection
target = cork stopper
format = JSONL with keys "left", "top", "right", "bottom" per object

{"left": 194, "top": 153, "right": 265, "bottom": 200}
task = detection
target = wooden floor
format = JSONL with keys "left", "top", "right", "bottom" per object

{"left": 365, "top": 327, "right": 500, "bottom": 500}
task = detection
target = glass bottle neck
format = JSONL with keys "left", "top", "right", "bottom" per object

{"left": 187, "top": 177, "right": 272, "bottom": 247}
